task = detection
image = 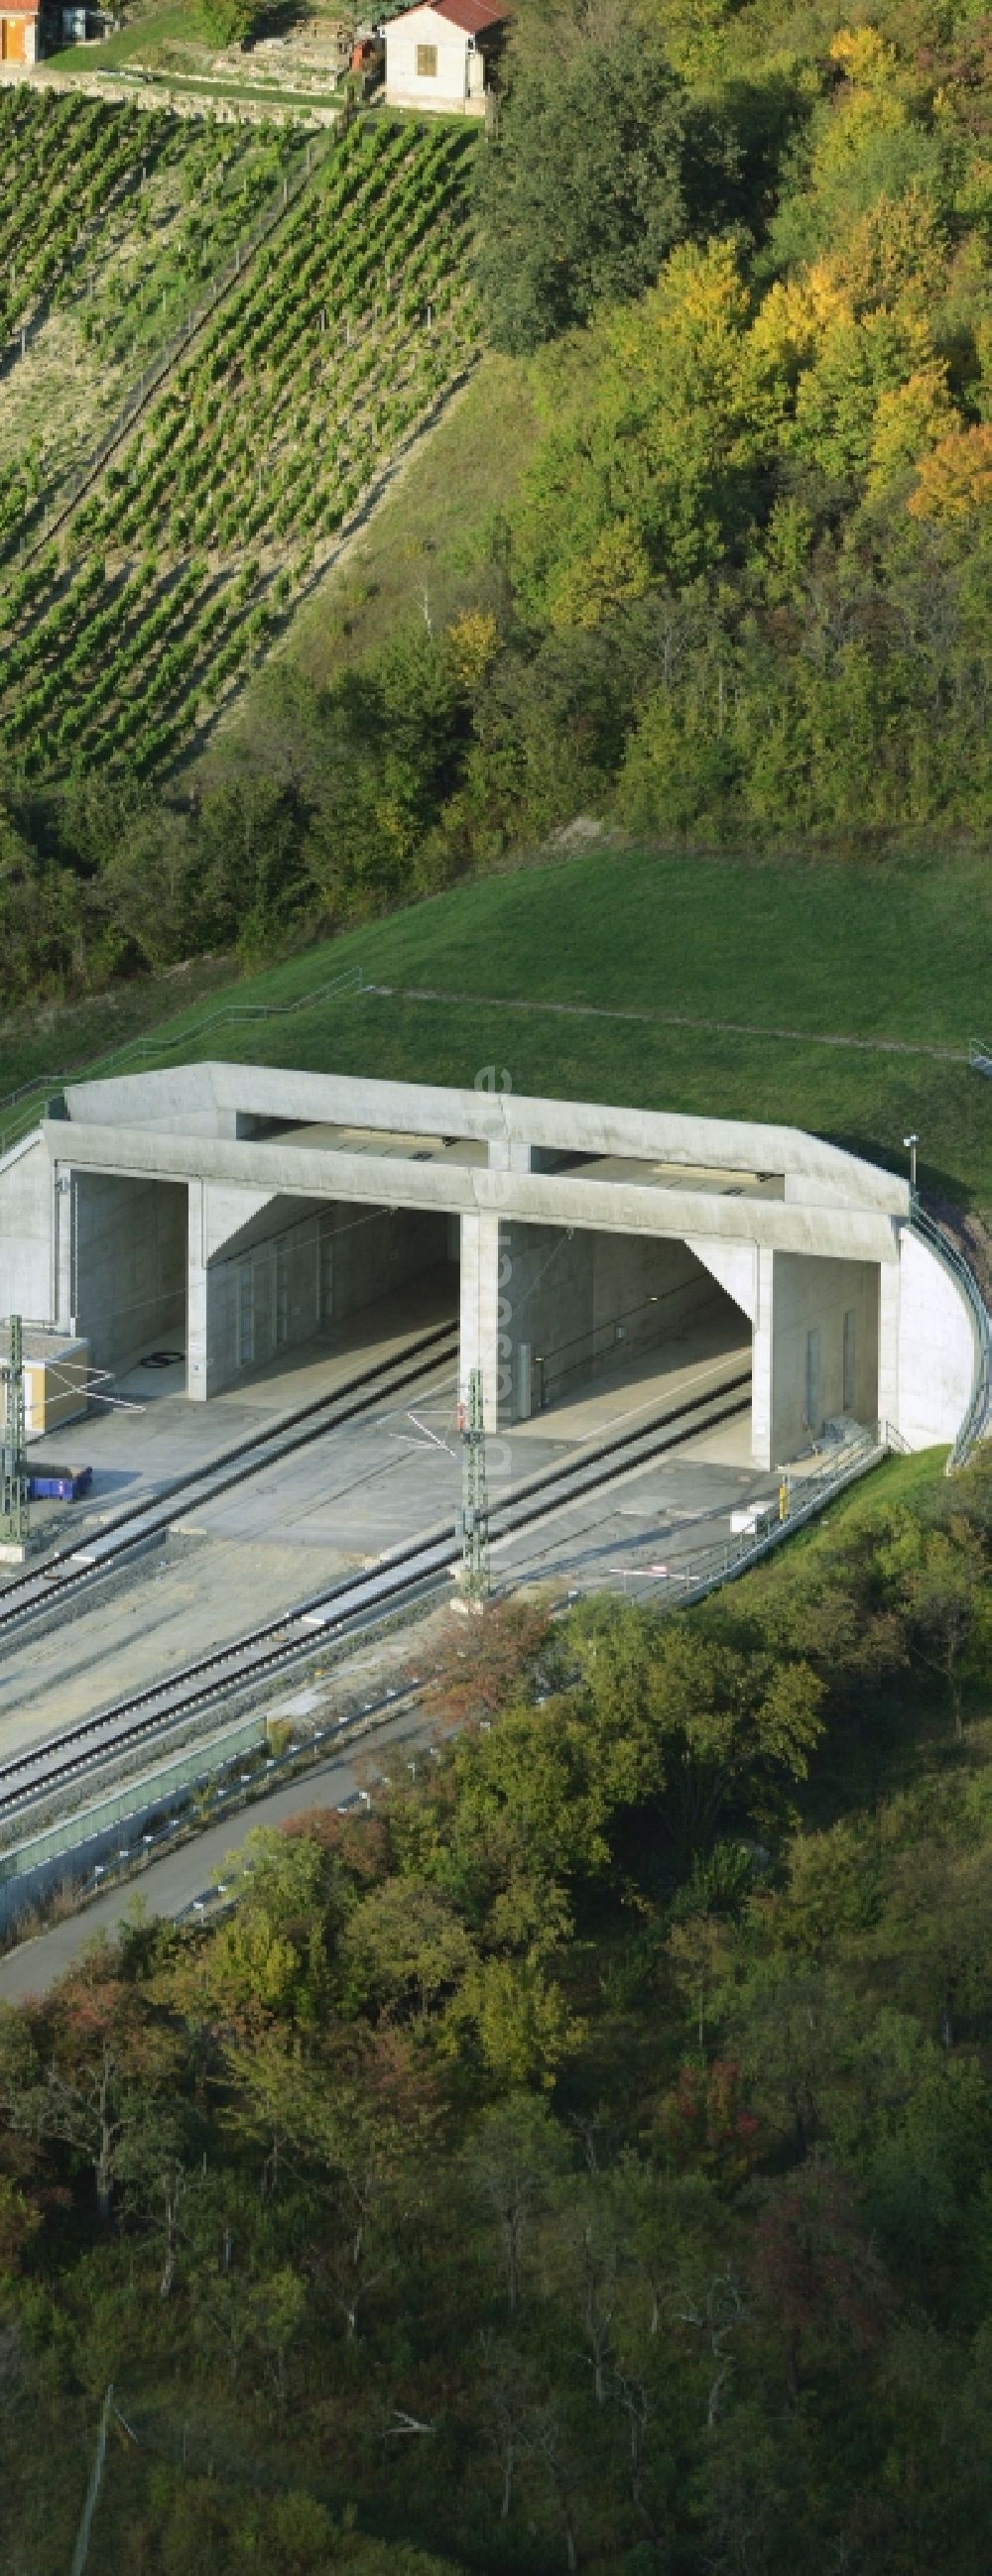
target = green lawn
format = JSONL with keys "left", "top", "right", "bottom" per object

{"left": 51, "top": 3, "right": 221, "bottom": 70}
{"left": 3, "top": 845, "right": 989, "bottom": 1211}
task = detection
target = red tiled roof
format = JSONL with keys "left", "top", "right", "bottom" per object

{"left": 395, "top": 0, "right": 511, "bottom": 30}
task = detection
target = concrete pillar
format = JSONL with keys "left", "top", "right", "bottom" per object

{"left": 53, "top": 1166, "right": 74, "bottom": 1335}
{"left": 488, "top": 1137, "right": 532, "bottom": 1175}
{"left": 752, "top": 1247, "right": 774, "bottom": 1468}
{"left": 186, "top": 1181, "right": 208, "bottom": 1400}
{"left": 459, "top": 1211, "right": 503, "bottom": 1426}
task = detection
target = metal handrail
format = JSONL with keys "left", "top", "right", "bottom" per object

{"left": 608, "top": 1420, "right": 893, "bottom": 1609}
{"left": 535, "top": 1283, "right": 725, "bottom": 1410}
{"left": 0, "top": 964, "right": 366, "bottom": 1155}
{"left": 911, "top": 1204, "right": 991, "bottom": 1473}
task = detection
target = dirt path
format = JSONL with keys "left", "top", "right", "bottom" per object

{"left": 367, "top": 979, "right": 970, "bottom": 1065}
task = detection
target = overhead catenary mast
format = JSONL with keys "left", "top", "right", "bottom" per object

{"left": 0, "top": 1315, "right": 28, "bottom": 1553}
{"left": 457, "top": 1365, "right": 490, "bottom": 1605}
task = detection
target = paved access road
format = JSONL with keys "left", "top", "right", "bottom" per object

{"left": 0, "top": 1703, "right": 426, "bottom": 2006}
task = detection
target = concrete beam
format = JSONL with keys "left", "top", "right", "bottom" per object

{"left": 41, "top": 1123, "right": 902, "bottom": 1265}
{"left": 61, "top": 1064, "right": 910, "bottom": 1212}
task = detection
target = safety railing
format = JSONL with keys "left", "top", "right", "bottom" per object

{"left": 534, "top": 1282, "right": 725, "bottom": 1412}
{"left": 607, "top": 1420, "right": 895, "bottom": 1608}
{"left": 969, "top": 1038, "right": 992, "bottom": 1079}
{"left": 911, "top": 1205, "right": 991, "bottom": 1473}
{"left": 0, "top": 965, "right": 366, "bottom": 1158}
{"left": 0, "top": 1709, "right": 265, "bottom": 1882}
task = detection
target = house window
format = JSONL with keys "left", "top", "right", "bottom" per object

{"left": 416, "top": 43, "right": 437, "bottom": 74}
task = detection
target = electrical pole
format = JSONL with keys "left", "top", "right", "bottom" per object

{"left": 457, "top": 1365, "right": 489, "bottom": 1605}
{"left": 0, "top": 1315, "right": 28, "bottom": 1552}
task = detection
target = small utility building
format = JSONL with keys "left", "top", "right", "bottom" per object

{"left": 0, "top": 0, "right": 39, "bottom": 59}
{"left": 385, "top": 0, "right": 510, "bottom": 116}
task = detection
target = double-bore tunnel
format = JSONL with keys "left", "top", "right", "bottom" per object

{"left": 62, "top": 1163, "right": 883, "bottom": 1466}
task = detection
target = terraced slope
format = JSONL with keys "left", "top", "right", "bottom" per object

{"left": 0, "top": 92, "right": 304, "bottom": 535}
{"left": 0, "top": 116, "right": 478, "bottom": 782}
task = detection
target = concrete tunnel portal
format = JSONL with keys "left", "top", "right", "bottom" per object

{"left": 194, "top": 1193, "right": 457, "bottom": 1396}
{"left": 4, "top": 1064, "right": 975, "bottom": 1464}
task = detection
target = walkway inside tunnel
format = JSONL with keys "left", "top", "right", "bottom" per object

{"left": 493, "top": 1224, "right": 752, "bottom": 1433}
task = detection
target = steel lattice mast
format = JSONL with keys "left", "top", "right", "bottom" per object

{"left": 0, "top": 1315, "right": 28, "bottom": 1550}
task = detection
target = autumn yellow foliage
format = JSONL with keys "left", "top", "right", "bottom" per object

{"left": 908, "top": 423, "right": 992, "bottom": 519}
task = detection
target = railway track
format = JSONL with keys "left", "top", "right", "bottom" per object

{"left": 0, "top": 1366, "right": 751, "bottom": 1820}
{"left": 0, "top": 1320, "right": 460, "bottom": 1639}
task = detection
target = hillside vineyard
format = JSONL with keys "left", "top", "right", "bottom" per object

{"left": 0, "top": 93, "right": 306, "bottom": 543}
{"left": 0, "top": 115, "right": 477, "bottom": 781}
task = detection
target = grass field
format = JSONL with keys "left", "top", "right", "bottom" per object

{"left": 2, "top": 844, "right": 989, "bottom": 1211}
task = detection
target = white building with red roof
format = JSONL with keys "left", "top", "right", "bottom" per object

{"left": 384, "top": 0, "right": 511, "bottom": 116}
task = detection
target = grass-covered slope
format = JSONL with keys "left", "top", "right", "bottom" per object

{"left": 2, "top": 843, "right": 989, "bottom": 1211}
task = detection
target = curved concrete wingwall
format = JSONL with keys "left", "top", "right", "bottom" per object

{"left": 898, "top": 1226, "right": 981, "bottom": 1450}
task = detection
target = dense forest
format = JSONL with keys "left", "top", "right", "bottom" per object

{"left": 0, "top": 1453, "right": 990, "bottom": 2571}
{"left": 2, "top": 0, "right": 991, "bottom": 1000}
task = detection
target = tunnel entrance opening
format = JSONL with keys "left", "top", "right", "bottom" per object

{"left": 69, "top": 1173, "right": 188, "bottom": 1394}
{"left": 491, "top": 1224, "right": 752, "bottom": 1439}
{"left": 195, "top": 1193, "right": 458, "bottom": 1401}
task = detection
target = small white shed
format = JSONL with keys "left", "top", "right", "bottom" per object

{"left": 385, "top": 0, "right": 510, "bottom": 117}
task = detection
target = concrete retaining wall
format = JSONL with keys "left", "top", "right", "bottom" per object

{"left": 758, "top": 1251, "right": 880, "bottom": 1465}
{"left": 898, "top": 1228, "right": 978, "bottom": 1449}
{"left": 0, "top": 1131, "right": 51, "bottom": 1320}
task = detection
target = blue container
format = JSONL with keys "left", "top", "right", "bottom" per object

{"left": 27, "top": 1464, "right": 93, "bottom": 1502}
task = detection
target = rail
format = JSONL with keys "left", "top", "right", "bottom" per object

{"left": 0, "top": 965, "right": 366, "bottom": 1157}
{"left": 969, "top": 1038, "right": 992, "bottom": 1079}
{"left": 0, "top": 1373, "right": 752, "bottom": 1822}
{"left": 0, "top": 1383, "right": 904, "bottom": 1909}
{"left": 911, "top": 1204, "right": 991, "bottom": 1473}
{"left": 0, "top": 1314, "right": 455, "bottom": 1637}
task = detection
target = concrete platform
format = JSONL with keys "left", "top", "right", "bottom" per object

{"left": 510, "top": 1311, "right": 751, "bottom": 1447}
{"left": 16, "top": 1272, "right": 458, "bottom": 1530}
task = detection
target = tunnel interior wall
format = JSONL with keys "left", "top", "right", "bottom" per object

{"left": 197, "top": 1193, "right": 453, "bottom": 1396}
{"left": 767, "top": 1251, "right": 880, "bottom": 1461}
{"left": 498, "top": 1223, "right": 739, "bottom": 1423}
{"left": 70, "top": 1173, "right": 186, "bottom": 1377}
